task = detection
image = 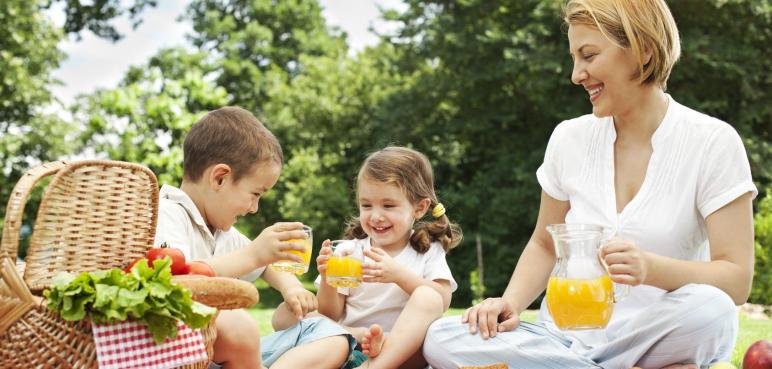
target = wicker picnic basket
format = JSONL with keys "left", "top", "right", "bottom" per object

{"left": 0, "top": 160, "right": 255, "bottom": 369}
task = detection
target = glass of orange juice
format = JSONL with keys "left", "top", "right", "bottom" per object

{"left": 271, "top": 225, "right": 313, "bottom": 274}
{"left": 326, "top": 239, "right": 364, "bottom": 288}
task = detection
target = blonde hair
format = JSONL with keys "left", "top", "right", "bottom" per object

{"left": 563, "top": 0, "right": 681, "bottom": 89}
{"left": 343, "top": 146, "right": 463, "bottom": 253}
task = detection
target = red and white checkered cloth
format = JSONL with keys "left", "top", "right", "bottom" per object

{"left": 92, "top": 320, "right": 208, "bottom": 369}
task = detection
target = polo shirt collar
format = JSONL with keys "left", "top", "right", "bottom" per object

{"left": 159, "top": 184, "right": 214, "bottom": 237}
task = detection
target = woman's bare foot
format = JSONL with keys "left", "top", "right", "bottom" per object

{"left": 361, "top": 324, "right": 385, "bottom": 358}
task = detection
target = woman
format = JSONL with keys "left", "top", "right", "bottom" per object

{"left": 423, "top": 1, "right": 757, "bottom": 368}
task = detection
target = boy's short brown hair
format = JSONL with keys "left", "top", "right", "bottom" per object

{"left": 183, "top": 106, "right": 283, "bottom": 182}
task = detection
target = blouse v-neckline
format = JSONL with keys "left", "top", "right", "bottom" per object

{"left": 605, "top": 95, "right": 676, "bottom": 219}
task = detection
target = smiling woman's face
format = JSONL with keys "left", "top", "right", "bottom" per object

{"left": 568, "top": 24, "right": 642, "bottom": 118}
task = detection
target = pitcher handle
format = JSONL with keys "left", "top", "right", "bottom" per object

{"left": 598, "top": 240, "right": 630, "bottom": 303}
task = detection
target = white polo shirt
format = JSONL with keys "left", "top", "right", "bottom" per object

{"left": 154, "top": 184, "right": 265, "bottom": 281}
{"left": 315, "top": 237, "right": 457, "bottom": 332}
{"left": 535, "top": 95, "right": 757, "bottom": 329}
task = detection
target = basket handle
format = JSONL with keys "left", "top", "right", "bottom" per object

{"left": 1, "top": 161, "right": 68, "bottom": 261}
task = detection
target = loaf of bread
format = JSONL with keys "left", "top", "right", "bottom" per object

{"left": 172, "top": 275, "right": 259, "bottom": 310}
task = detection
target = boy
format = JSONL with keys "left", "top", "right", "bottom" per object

{"left": 155, "top": 107, "right": 352, "bottom": 369}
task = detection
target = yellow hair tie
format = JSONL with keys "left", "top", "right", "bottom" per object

{"left": 432, "top": 203, "right": 446, "bottom": 218}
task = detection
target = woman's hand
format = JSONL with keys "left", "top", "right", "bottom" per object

{"left": 362, "top": 247, "right": 406, "bottom": 284}
{"left": 316, "top": 239, "right": 332, "bottom": 276}
{"left": 462, "top": 297, "right": 521, "bottom": 339}
{"left": 601, "top": 237, "right": 648, "bottom": 286}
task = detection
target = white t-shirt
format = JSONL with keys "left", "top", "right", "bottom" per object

{"left": 315, "top": 237, "right": 457, "bottom": 332}
{"left": 535, "top": 95, "right": 757, "bottom": 329}
{"left": 154, "top": 184, "right": 265, "bottom": 281}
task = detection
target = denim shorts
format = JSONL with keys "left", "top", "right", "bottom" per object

{"left": 209, "top": 316, "right": 356, "bottom": 368}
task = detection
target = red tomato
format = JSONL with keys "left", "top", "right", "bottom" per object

{"left": 123, "top": 257, "right": 143, "bottom": 273}
{"left": 146, "top": 245, "right": 187, "bottom": 275}
{"left": 186, "top": 261, "right": 216, "bottom": 277}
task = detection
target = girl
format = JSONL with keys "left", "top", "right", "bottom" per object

{"left": 275, "top": 146, "right": 462, "bottom": 369}
{"left": 423, "top": 1, "right": 756, "bottom": 369}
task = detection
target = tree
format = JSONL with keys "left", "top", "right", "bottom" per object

{"left": 68, "top": 0, "right": 355, "bottom": 256}
{"left": 362, "top": 0, "right": 583, "bottom": 304}
{"left": 667, "top": 0, "right": 771, "bottom": 188}
{"left": 0, "top": 0, "right": 158, "bottom": 256}
{"left": 259, "top": 45, "right": 415, "bottom": 246}
{"left": 1, "top": 0, "right": 68, "bottom": 255}
{"left": 71, "top": 47, "right": 228, "bottom": 185}
{"left": 48, "top": 0, "right": 157, "bottom": 41}
{"left": 15, "top": 0, "right": 767, "bottom": 307}
{"left": 185, "top": 0, "right": 348, "bottom": 113}
{"left": 351, "top": 0, "right": 771, "bottom": 305}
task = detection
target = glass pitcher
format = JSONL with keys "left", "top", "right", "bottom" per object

{"left": 545, "top": 224, "right": 626, "bottom": 331}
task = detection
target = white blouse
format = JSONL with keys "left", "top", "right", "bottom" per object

{"left": 535, "top": 95, "right": 757, "bottom": 327}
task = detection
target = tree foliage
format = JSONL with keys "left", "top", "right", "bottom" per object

{"left": 1, "top": 0, "right": 68, "bottom": 255}
{"left": 72, "top": 48, "right": 228, "bottom": 183}
{"left": 185, "top": 0, "right": 348, "bottom": 113}
{"left": 47, "top": 0, "right": 157, "bottom": 41}
{"left": 0, "top": 0, "right": 158, "bottom": 256}
{"left": 2, "top": 0, "right": 770, "bottom": 307}
{"left": 363, "top": 0, "right": 771, "bottom": 305}
{"left": 751, "top": 189, "right": 772, "bottom": 307}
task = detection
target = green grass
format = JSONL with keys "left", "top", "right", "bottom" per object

{"left": 247, "top": 307, "right": 768, "bottom": 368}
{"left": 732, "top": 314, "right": 772, "bottom": 366}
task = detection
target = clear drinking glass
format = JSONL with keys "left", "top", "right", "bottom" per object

{"left": 326, "top": 239, "right": 365, "bottom": 288}
{"left": 271, "top": 225, "right": 313, "bottom": 274}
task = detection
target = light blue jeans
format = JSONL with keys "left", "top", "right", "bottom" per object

{"left": 423, "top": 284, "right": 737, "bottom": 369}
{"left": 209, "top": 316, "right": 356, "bottom": 369}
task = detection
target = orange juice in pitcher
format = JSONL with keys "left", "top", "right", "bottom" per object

{"left": 546, "top": 275, "right": 614, "bottom": 330}
{"left": 545, "top": 224, "right": 625, "bottom": 331}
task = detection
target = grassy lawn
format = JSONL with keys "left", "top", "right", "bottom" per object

{"left": 247, "top": 307, "right": 770, "bottom": 368}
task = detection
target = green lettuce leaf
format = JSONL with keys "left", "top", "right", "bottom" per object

{"left": 43, "top": 256, "right": 216, "bottom": 344}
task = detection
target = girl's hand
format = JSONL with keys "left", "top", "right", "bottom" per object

{"left": 462, "top": 297, "right": 520, "bottom": 339}
{"left": 600, "top": 237, "right": 647, "bottom": 286}
{"left": 316, "top": 239, "right": 332, "bottom": 275}
{"left": 362, "top": 247, "right": 405, "bottom": 284}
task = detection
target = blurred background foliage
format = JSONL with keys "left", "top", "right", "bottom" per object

{"left": 1, "top": 0, "right": 770, "bottom": 307}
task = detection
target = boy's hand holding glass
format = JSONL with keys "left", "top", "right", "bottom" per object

{"left": 281, "top": 286, "right": 318, "bottom": 319}
{"left": 251, "top": 222, "right": 308, "bottom": 268}
{"left": 362, "top": 247, "right": 405, "bottom": 284}
{"left": 269, "top": 224, "right": 313, "bottom": 274}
